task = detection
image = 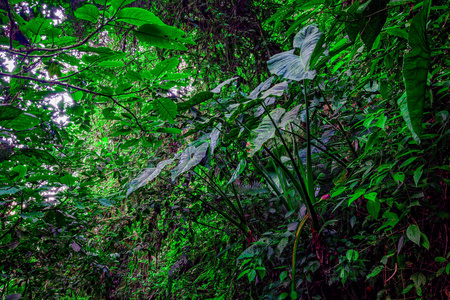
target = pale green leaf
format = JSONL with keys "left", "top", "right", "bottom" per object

{"left": 116, "top": 7, "right": 165, "bottom": 26}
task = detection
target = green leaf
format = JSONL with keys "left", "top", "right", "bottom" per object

{"left": 177, "top": 91, "right": 214, "bottom": 112}
{"left": 267, "top": 25, "right": 322, "bottom": 81}
{"left": 364, "top": 192, "right": 377, "bottom": 201}
{"left": 247, "top": 269, "right": 257, "bottom": 282}
{"left": 134, "top": 24, "right": 189, "bottom": 50}
{"left": 116, "top": 7, "right": 165, "bottom": 26}
{"left": 402, "top": 0, "right": 431, "bottom": 144}
{"left": 98, "top": 198, "right": 113, "bottom": 207}
{"left": 20, "top": 211, "right": 44, "bottom": 219}
{"left": 97, "top": 61, "right": 125, "bottom": 67}
{"left": 413, "top": 165, "right": 424, "bottom": 186}
{"left": 153, "top": 98, "right": 177, "bottom": 124}
{"left": 366, "top": 265, "right": 384, "bottom": 279}
{"left": 211, "top": 77, "right": 239, "bottom": 93}
{"left": 0, "top": 105, "right": 39, "bottom": 130}
{"left": 248, "top": 106, "right": 300, "bottom": 157}
{"left": 394, "top": 172, "right": 405, "bottom": 183}
{"left": 12, "top": 165, "right": 27, "bottom": 179}
{"left": 446, "top": 263, "right": 450, "bottom": 275}
{"left": 59, "top": 174, "right": 77, "bottom": 186}
{"left": 74, "top": 4, "right": 99, "bottom": 22}
{"left": 171, "top": 143, "right": 209, "bottom": 181}
{"left": 420, "top": 232, "right": 430, "bottom": 250}
{"left": 0, "top": 187, "right": 22, "bottom": 196}
{"left": 155, "top": 128, "right": 181, "bottom": 134}
{"left": 346, "top": 249, "right": 359, "bottom": 262}
{"left": 406, "top": 225, "right": 421, "bottom": 246}
{"left": 360, "top": 0, "right": 389, "bottom": 50}
{"left": 237, "top": 269, "right": 250, "bottom": 280}
{"left": 348, "top": 189, "right": 365, "bottom": 205}
{"left": 127, "top": 159, "right": 174, "bottom": 196}
{"left": 385, "top": 27, "right": 408, "bottom": 39}
{"left": 227, "top": 159, "right": 247, "bottom": 186}
{"left": 151, "top": 57, "right": 179, "bottom": 77}
{"left": 112, "top": 0, "right": 136, "bottom": 10}
{"left": 435, "top": 257, "right": 447, "bottom": 263}
{"left": 367, "top": 200, "right": 380, "bottom": 219}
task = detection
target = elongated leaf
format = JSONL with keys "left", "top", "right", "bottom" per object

{"left": 267, "top": 25, "right": 322, "bottom": 81}
{"left": 227, "top": 159, "right": 246, "bottom": 186}
{"left": 116, "top": 7, "right": 165, "bottom": 26}
{"left": 0, "top": 105, "right": 39, "bottom": 130}
{"left": 97, "top": 61, "right": 124, "bottom": 67}
{"left": 74, "top": 4, "right": 99, "bottom": 22}
{"left": 260, "top": 81, "right": 289, "bottom": 98}
{"left": 151, "top": 57, "right": 179, "bottom": 77}
{"left": 279, "top": 105, "right": 300, "bottom": 128}
{"left": 134, "top": 24, "right": 187, "bottom": 50}
{"left": 209, "top": 124, "right": 222, "bottom": 155}
{"left": 153, "top": 98, "right": 177, "bottom": 123}
{"left": 398, "top": 93, "right": 419, "bottom": 143}
{"left": 127, "top": 159, "right": 174, "bottom": 196}
{"left": 177, "top": 91, "right": 214, "bottom": 112}
{"left": 247, "top": 76, "right": 274, "bottom": 100}
{"left": 402, "top": 0, "right": 431, "bottom": 144}
{"left": 171, "top": 142, "right": 209, "bottom": 181}
{"left": 367, "top": 200, "right": 380, "bottom": 219}
{"left": 211, "top": 77, "right": 239, "bottom": 93}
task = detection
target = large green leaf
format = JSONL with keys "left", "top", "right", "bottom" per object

{"left": 171, "top": 142, "right": 209, "bottom": 181}
{"left": 74, "top": 4, "right": 99, "bottom": 22}
{"left": 134, "top": 24, "right": 190, "bottom": 50}
{"left": 177, "top": 91, "right": 214, "bottom": 112}
{"left": 116, "top": 7, "right": 165, "bottom": 26}
{"left": 0, "top": 105, "right": 39, "bottom": 130}
{"left": 151, "top": 57, "right": 179, "bottom": 77}
{"left": 248, "top": 105, "right": 300, "bottom": 157}
{"left": 127, "top": 159, "right": 174, "bottom": 196}
{"left": 247, "top": 76, "right": 274, "bottom": 100}
{"left": 267, "top": 25, "right": 322, "bottom": 81}
{"left": 401, "top": 0, "right": 431, "bottom": 144}
{"left": 153, "top": 98, "right": 177, "bottom": 124}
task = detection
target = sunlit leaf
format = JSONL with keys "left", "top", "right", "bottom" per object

{"left": 153, "top": 98, "right": 177, "bottom": 124}
{"left": 74, "top": 4, "right": 99, "bottom": 22}
{"left": 406, "top": 225, "right": 421, "bottom": 246}
{"left": 211, "top": 77, "right": 239, "bottom": 93}
{"left": 116, "top": 7, "right": 165, "bottom": 26}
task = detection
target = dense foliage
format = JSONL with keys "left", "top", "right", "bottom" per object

{"left": 1, "top": 0, "right": 449, "bottom": 299}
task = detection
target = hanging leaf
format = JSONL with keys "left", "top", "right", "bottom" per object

{"left": 127, "top": 159, "right": 174, "bottom": 196}
{"left": 153, "top": 98, "right": 177, "bottom": 124}
{"left": 227, "top": 159, "right": 247, "bottom": 186}
{"left": 248, "top": 105, "right": 301, "bottom": 156}
{"left": 151, "top": 57, "right": 179, "bottom": 77}
{"left": 402, "top": 0, "right": 431, "bottom": 144}
{"left": 367, "top": 200, "right": 380, "bottom": 219}
{"left": 116, "top": 7, "right": 165, "bottom": 26}
{"left": 406, "top": 225, "right": 421, "bottom": 246}
{"left": 247, "top": 108, "right": 285, "bottom": 156}
{"left": 397, "top": 93, "right": 420, "bottom": 143}
{"left": 260, "top": 81, "right": 289, "bottom": 98}
{"left": 209, "top": 124, "right": 222, "bottom": 155}
{"left": 171, "top": 142, "right": 209, "bottom": 181}
{"left": 211, "top": 77, "right": 239, "bottom": 93}
{"left": 134, "top": 24, "right": 189, "bottom": 50}
{"left": 74, "top": 4, "right": 99, "bottom": 22}
{"left": 247, "top": 76, "right": 274, "bottom": 100}
{"left": 177, "top": 91, "right": 214, "bottom": 112}
{"left": 267, "top": 25, "right": 322, "bottom": 81}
